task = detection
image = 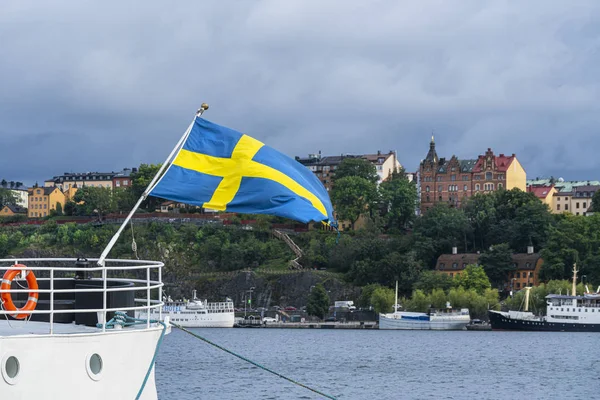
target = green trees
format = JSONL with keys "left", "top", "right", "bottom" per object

{"left": 0, "top": 188, "right": 18, "bottom": 208}
{"left": 131, "top": 164, "right": 163, "bottom": 210}
{"left": 592, "top": 191, "right": 600, "bottom": 213}
{"left": 307, "top": 283, "right": 330, "bottom": 319}
{"left": 478, "top": 244, "right": 514, "bottom": 290}
{"left": 370, "top": 286, "right": 395, "bottom": 314}
{"left": 379, "top": 170, "right": 417, "bottom": 231}
{"left": 334, "top": 158, "right": 379, "bottom": 184}
{"left": 452, "top": 264, "right": 492, "bottom": 294}
{"left": 331, "top": 176, "right": 376, "bottom": 230}
{"left": 73, "top": 187, "right": 112, "bottom": 218}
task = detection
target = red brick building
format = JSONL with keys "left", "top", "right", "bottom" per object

{"left": 419, "top": 137, "right": 526, "bottom": 213}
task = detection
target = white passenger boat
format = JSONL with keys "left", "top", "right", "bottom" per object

{"left": 137, "top": 290, "right": 234, "bottom": 328}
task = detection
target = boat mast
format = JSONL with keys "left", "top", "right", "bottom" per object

{"left": 394, "top": 281, "right": 398, "bottom": 312}
{"left": 523, "top": 287, "right": 532, "bottom": 312}
{"left": 572, "top": 263, "right": 578, "bottom": 298}
{"left": 97, "top": 104, "right": 209, "bottom": 267}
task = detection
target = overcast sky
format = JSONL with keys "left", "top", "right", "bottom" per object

{"left": 1, "top": 1, "right": 599, "bottom": 185}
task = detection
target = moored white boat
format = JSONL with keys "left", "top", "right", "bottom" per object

{"left": 137, "top": 290, "right": 234, "bottom": 328}
{"left": 378, "top": 281, "right": 470, "bottom": 330}
{"left": 379, "top": 309, "right": 471, "bottom": 330}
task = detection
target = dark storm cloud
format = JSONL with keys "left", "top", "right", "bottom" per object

{"left": 1, "top": 0, "right": 599, "bottom": 184}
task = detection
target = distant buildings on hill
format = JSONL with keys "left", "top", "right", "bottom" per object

{"left": 295, "top": 150, "right": 403, "bottom": 191}
{"left": 418, "top": 137, "right": 526, "bottom": 213}
{"left": 527, "top": 178, "right": 600, "bottom": 216}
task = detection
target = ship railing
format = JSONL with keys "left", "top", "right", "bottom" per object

{"left": 0, "top": 258, "right": 164, "bottom": 335}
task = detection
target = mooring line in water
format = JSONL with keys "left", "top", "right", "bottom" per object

{"left": 171, "top": 323, "right": 338, "bottom": 400}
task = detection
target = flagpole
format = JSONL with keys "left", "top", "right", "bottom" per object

{"left": 97, "top": 104, "right": 209, "bottom": 267}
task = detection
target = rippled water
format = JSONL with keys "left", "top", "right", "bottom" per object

{"left": 155, "top": 328, "right": 599, "bottom": 400}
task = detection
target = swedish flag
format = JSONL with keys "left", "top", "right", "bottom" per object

{"left": 149, "top": 117, "right": 336, "bottom": 225}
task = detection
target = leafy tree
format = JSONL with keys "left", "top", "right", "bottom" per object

{"left": 592, "top": 190, "right": 600, "bottom": 213}
{"left": 64, "top": 201, "right": 76, "bottom": 216}
{"left": 413, "top": 270, "right": 454, "bottom": 292}
{"left": 405, "top": 289, "right": 430, "bottom": 312}
{"left": 306, "top": 283, "right": 330, "bottom": 320}
{"left": 412, "top": 204, "right": 470, "bottom": 267}
{"left": 370, "top": 286, "right": 395, "bottom": 314}
{"left": 463, "top": 193, "right": 497, "bottom": 251}
{"left": 357, "top": 283, "right": 383, "bottom": 308}
{"left": 378, "top": 169, "right": 417, "bottom": 231}
{"left": 112, "top": 187, "right": 136, "bottom": 213}
{"left": 478, "top": 243, "right": 514, "bottom": 290}
{"left": 331, "top": 176, "right": 376, "bottom": 230}
{"left": 55, "top": 202, "right": 63, "bottom": 216}
{"left": 334, "top": 158, "right": 379, "bottom": 184}
{"left": 131, "top": 163, "right": 163, "bottom": 210}
{"left": 0, "top": 188, "right": 18, "bottom": 208}
{"left": 73, "top": 186, "right": 113, "bottom": 218}
{"left": 452, "top": 264, "right": 491, "bottom": 294}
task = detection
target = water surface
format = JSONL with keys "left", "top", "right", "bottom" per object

{"left": 156, "top": 328, "right": 599, "bottom": 399}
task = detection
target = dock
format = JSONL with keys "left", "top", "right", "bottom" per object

{"left": 235, "top": 320, "right": 378, "bottom": 329}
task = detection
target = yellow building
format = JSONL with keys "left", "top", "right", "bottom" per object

{"left": 28, "top": 187, "right": 66, "bottom": 218}
{"left": 63, "top": 186, "right": 79, "bottom": 202}
{"left": 0, "top": 205, "right": 27, "bottom": 217}
{"left": 45, "top": 172, "right": 115, "bottom": 191}
{"left": 435, "top": 247, "right": 543, "bottom": 290}
{"left": 527, "top": 185, "right": 557, "bottom": 208}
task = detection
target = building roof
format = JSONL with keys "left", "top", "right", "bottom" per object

{"left": 436, "top": 252, "right": 541, "bottom": 271}
{"left": 296, "top": 152, "right": 396, "bottom": 167}
{"left": 2, "top": 205, "right": 27, "bottom": 214}
{"left": 527, "top": 179, "right": 600, "bottom": 193}
{"left": 527, "top": 185, "right": 554, "bottom": 199}
{"left": 472, "top": 149, "right": 516, "bottom": 173}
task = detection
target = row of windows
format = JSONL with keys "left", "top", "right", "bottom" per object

{"left": 30, "top": 197, "right": 47, "bottom": 202}
{"left": 426, "top": 183, "right": 504, "bottom": 192}
{"left": 31, "top": 204, "right": 47, "bottom": 210}
{"left": 29, "top": 211, "right": 47, "bottom": 217}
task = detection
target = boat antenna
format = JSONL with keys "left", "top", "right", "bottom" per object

{"left": 97, "top": 104, "right": 210, "bottom": 267}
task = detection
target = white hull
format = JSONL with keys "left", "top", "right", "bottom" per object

{"left": 138, "top": 309, "right": 234, "bottom": 328}
{"left": 0, "top": 322, "right": 164, "bottom": 399}
{"left": 379, "top": 312, "right": 470, "bottom": 330}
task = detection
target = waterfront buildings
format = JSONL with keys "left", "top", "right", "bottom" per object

{"left": 419, "top": 137, "right": 526, "bottom": 212}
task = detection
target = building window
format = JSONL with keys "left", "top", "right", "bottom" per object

{"left": 116, "top": 181, "right": 121, "bottom": 187}
{"left": 486, "top": 172, "right": 492, "bottom": 180}
{"left": 498, "top": 183, "right": 503, "bottom": 189}
{"left": 463, "top": 185, "right": 468, "bottom": 191}
{"left": 516, "top": 272, "right": 520, "bottom": 278}
{"left": 437, "top": 177, "right": 442, "bottom": 182}
{"left": 557, "top": 204, "right": 561, "bottom": 211}
{"left": 583, "top": 202, "right": 587, "bottom": 208}
{"left": 438, "top": 185, "right": 443, "bottom": 192}
{"left": 426, "top": 195, "right": 430, "bottom": 202}
{"left": 475, "top": 184, "right": 480, "bottom": 191}
{"left": 565, "top": 204, "right": 569, "bottom": 211}
{"left": 439, "top": 196, "right": 442, "bottom": 202}
{"left": 426, "top": 186, "right": 430, "bottom": 192}
{"left": 123, "top": 180, "right": 129, "bottom": 186}
{"left": 452, "top": 263, "right": 458, "bottom": 269}
{"left": 440, "top": 263, "right": 445, "bottom": 269}
{"left": 576, "top": 203, "right": 580, "bottom": 209}
{"left": 451, "top": 175, "right": 456, "bottom": 181}
{"left": 516, "top": 282, "right": 520, "bottom": 288}
{"left": 462, "top": 175, "right": 469, "bottom": 181}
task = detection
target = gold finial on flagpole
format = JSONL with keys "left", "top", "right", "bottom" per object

{"left": 197, "top": 103, "right": 209, "bottom": 116}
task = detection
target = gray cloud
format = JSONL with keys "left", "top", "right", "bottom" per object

{"left": 1, "top": 0, "right": 599, "bottom": 184}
